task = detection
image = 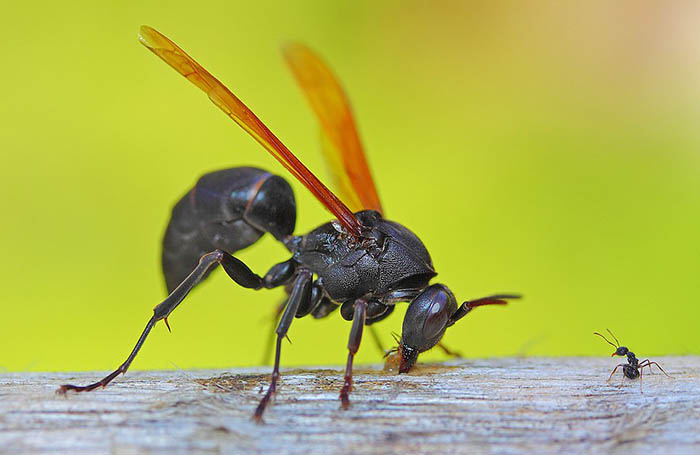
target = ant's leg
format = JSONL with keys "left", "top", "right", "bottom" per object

{"left": 647, "top": 361, "right": 671, "bottom": 377}
{"left": 639, "top": 364, "right": 643, "bottom": 393}
{"left": 639, "top": 359, "right": 658, "bottom": 375}
{"left": 639, "top": 360, "right": 671, "bottom": 378}
{"left": 447, "top": 294, "right": 521, "bottom": 326}
{"left": 606, "top": 364, "right": 626, "bottom": 382}
{"left": 340, "top": 299, "right": 368, "bottom": 409}
{"left": 254, "top": 270, "right": 312, "bottom": 422}
{"left": 58, "top": 250, "right": 277, "bottom": 394}
{"left": 638, "top": 359, "right": 654, "bottom": 375}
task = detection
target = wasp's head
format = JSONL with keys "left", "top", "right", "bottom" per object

{"left": 396, "top": 284, "right": 457, "bottom": 373}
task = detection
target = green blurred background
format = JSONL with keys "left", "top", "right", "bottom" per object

{"left": 1, "top": 1, "right": 699, "bottom": 373}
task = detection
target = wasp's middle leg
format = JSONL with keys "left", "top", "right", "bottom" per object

{"left": 339, "top": 299, "right": 368, "bottom": 409}
{"left": 254, "top": 269, "right": 313, "bottom": 422}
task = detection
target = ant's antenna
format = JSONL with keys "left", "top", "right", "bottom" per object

{"left": 593, "top": 330, "right": 619, "bottom": 348}
{"left": 606, "top": 328, "right": 621, "bottom": 347}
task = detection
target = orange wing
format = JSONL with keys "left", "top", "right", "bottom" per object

{"left": 282, "top": 43, "right": 383, "bottom": 215}
{"left": 138, "top": 26, "right": 363, "bottom": 238}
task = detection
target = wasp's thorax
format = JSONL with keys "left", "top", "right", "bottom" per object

{"left": 294, "top": 210, "right": 437, "bottom": 306}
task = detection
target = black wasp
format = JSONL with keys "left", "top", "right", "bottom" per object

{"left": 594, "top": 329, "right": 670, "bottom": 392}
{"left": 58, "top": 26, "right": 520, "bottom": 421}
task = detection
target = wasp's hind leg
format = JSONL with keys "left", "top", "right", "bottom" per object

{"left": 58, "top": 250, "right": 293, "bottom": 394}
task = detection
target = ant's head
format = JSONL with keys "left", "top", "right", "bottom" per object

{"left": 613, "top": 346, "right": 629, "bottom": 357}
{"left": 396, "top": 284, "right": 457, "bottom": 373}
{"left": 594, "top": 329, "right": 628, "bottom": 357}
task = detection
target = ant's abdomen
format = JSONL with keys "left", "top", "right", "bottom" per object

{"left": 162, "top": 167, "right": 296, "bottom": 292}
{"left": 623, "top": 365, "right": 640, "bottom": 380}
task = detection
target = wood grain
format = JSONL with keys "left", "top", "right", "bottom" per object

{"left": 1, "top": 357, "right": 698, "bottom": 454}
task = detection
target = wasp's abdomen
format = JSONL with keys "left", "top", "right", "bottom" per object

{"left": 162, "top": 167, "right": 295, "bottom": 292}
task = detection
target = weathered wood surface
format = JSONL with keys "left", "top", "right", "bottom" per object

{"left": 1, "top": 357, "right": 698, "bottom": 455}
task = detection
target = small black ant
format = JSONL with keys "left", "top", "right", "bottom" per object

{"left": 594, "top": 329, "right": 670, "bottom": 392}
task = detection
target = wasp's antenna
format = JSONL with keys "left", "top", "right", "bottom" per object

{"left": 593, "top": 331, "right": 618, "bottom": 348}
{"left": 606, "top": 328, "right": 621, "bottom": 347}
